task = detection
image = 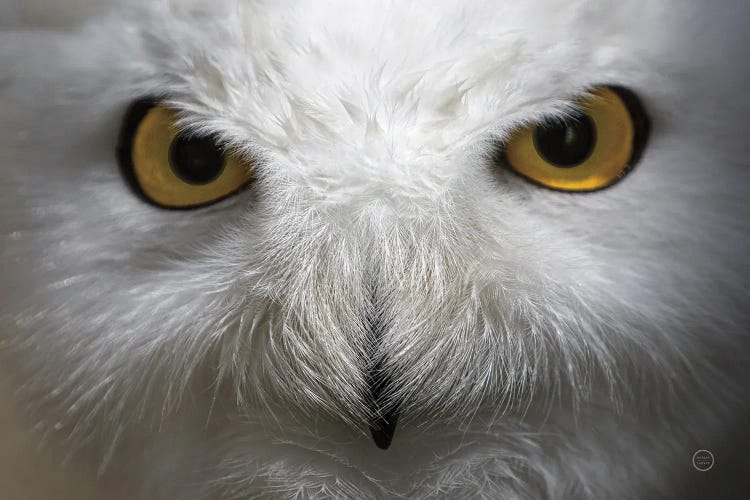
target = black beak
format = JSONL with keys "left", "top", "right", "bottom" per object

{"left": 366, "top": 288, "right": 400, "bottom": 450}
{"left": 367, "top": 361, "right": 400, "bottom": 449}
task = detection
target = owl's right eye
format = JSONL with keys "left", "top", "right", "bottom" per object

{"left": 117, "top": 99, "right": 254, "bottom": 209}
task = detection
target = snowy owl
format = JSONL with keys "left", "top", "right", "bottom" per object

{"left": 1, "top": 0, "right": 748, "bottom": 498}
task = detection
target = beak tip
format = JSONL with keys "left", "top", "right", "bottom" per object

{"left": 370, "top": 425, "right": 395, "bottom": 450}
{"left": 369, "top": 415, "right": 398, "bottom": 450}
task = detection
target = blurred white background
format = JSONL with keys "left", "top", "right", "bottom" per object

{"left": 0, "top": 0, "right": 102, "bottom": 27}
{"left": 1, "top": 4, "right": 107, "bottom": 499}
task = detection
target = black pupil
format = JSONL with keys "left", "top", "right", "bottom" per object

{"left": 169, "top": 134, "right": 226, "bottom": 185}
{"left": 533, "top": 113, "right": 596, "bottom": 167}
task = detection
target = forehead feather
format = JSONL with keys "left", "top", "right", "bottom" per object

{"left": 132, "top": 0, "right": 690, "bottom": 156}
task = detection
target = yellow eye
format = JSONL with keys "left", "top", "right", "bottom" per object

{"left": 117, "top": 100, "right": 253, "bottom": 209}
{"left": 504, "top": 86, "right": 649, "bottom": 192}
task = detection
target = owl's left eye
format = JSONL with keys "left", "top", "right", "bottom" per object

{"left": 117, "top": 99, "right": 254, "bottom": 209}
{"left": 502, "top": 86, "right": 649, "bottom": 192}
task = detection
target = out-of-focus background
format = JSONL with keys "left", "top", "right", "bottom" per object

{"left": 0, "top": 0, "right": 103, "bottom": 27}
{"left": 1, "top": 2, "right": 111, "bottom": 497}
{"left": 0, "top": 380, "right": 102, "bottom": 499}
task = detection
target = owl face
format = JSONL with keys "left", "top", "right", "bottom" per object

{"left": 1, "top": 0, "right": 748, "bottom": 497}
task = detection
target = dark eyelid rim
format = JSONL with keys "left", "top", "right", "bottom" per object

{"left": 116, "top": 96, "right": 252, "bottom": 210}
{"left": 498, "top": 85, "right": 651, "bottom": 193}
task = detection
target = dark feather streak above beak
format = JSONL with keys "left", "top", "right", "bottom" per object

{"left": 367, "top": 364, "right": 400, "bottom": 450}
{"left": 365, "top": 286, "right": 400, "bottom": 450}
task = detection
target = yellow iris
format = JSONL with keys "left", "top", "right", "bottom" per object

{"left": 122, "top": 102, "right": 253, "bottom": 209}
{"left": 504, "top": 86, "right": 647, "bottom": 192}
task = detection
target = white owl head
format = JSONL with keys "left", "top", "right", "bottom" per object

{"left": 1, "top": 0, "right": 748, "bottom": 497}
